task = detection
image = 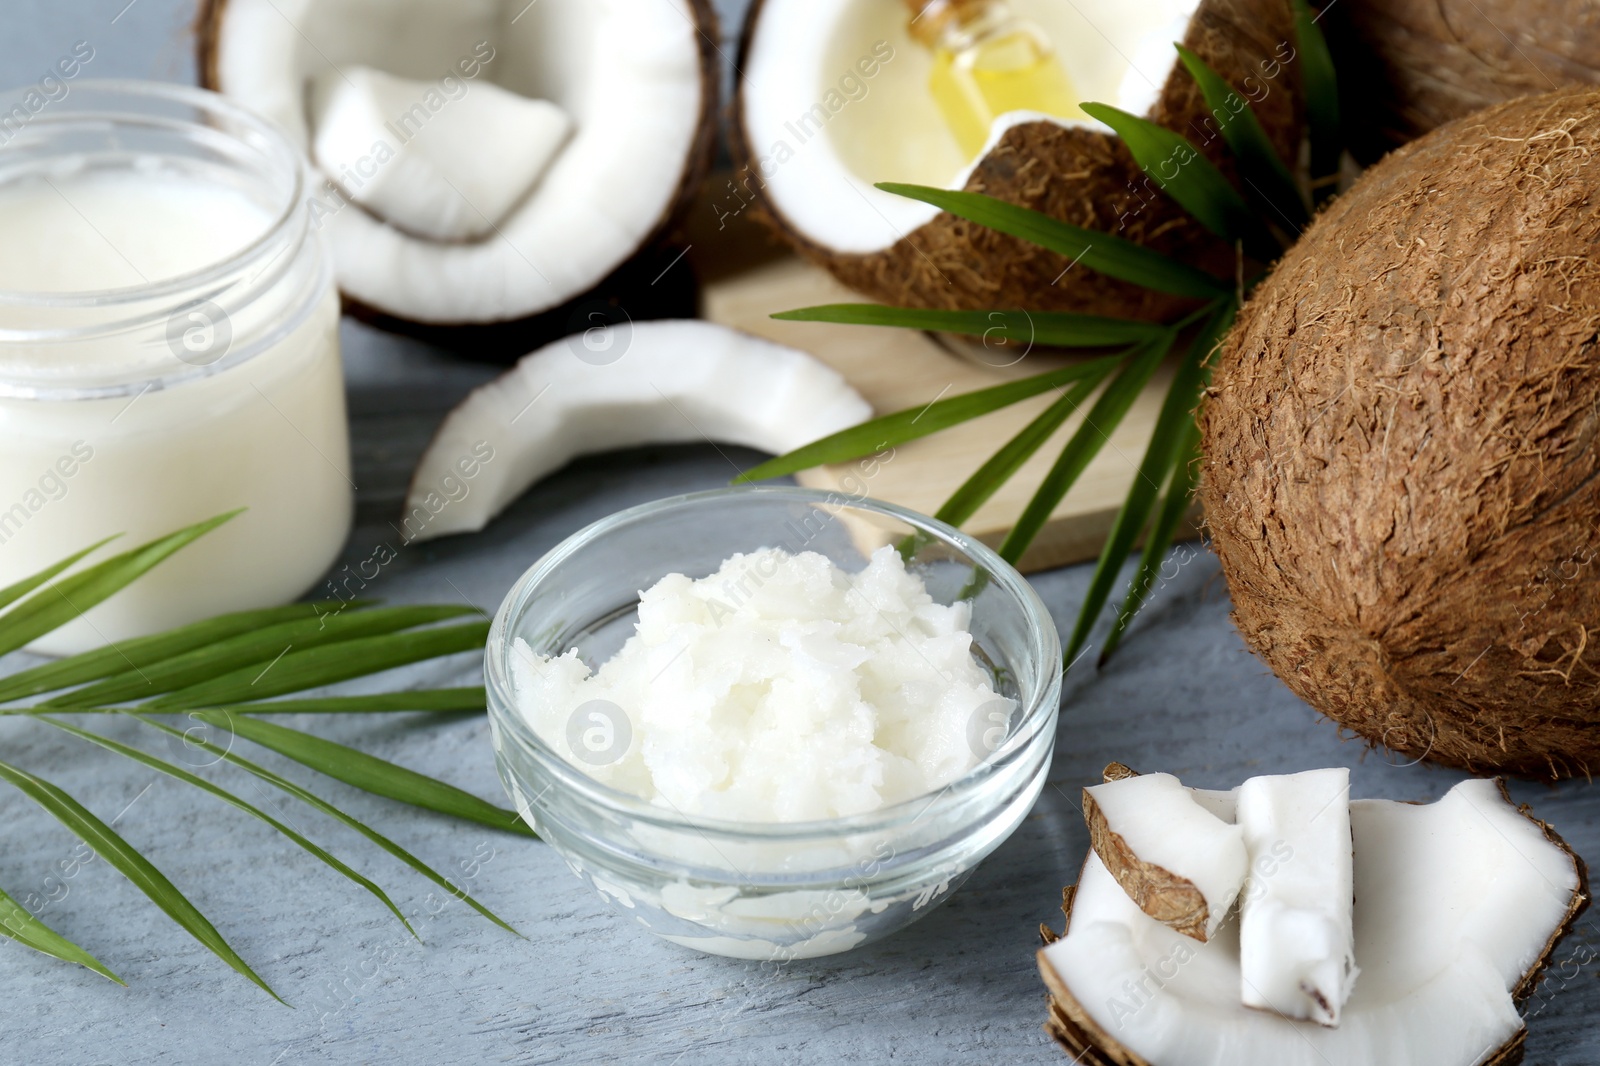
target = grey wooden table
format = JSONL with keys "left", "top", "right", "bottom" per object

{"left": 2, "top": 5, "right": 1597, "bottom": 1064}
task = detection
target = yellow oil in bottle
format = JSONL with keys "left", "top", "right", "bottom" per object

{"left": 915, "top": 1, "right": 1078, "bottom": 159}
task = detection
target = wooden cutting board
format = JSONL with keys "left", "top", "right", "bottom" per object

{"left": 699, "top": 254, "right": 1198, "bottom": 574}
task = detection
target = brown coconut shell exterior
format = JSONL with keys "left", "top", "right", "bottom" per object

{"left": 1201, "top": 88, "right": 1600, "bottom": 781}
{"left": 194, "top": 0, "right": 721, "bottom": 360}
{"left": 1326, "top": 0, "right": 1600, "bottom": 163}
{"left": 731, "top": 0, "right": 1301, "bottom": 322}
{"left": 1038, "top": 781, "right": 1589, "bottom": 1064}
{"left": 1083, "top": 783, "right": 1215, "bottom": 942}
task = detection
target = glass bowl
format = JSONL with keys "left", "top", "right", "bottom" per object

{"left": 485, "top": 486, "right": 1061, "bottom": 960}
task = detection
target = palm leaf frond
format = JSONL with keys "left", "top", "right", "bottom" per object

{"left": 1292, "top": 0, "right": 1343, "bottom": 204}
{"left": 1079, "top": 103, "right": 1278, "bottom": 259}
{"left": 735, "top": 353, "right": 1126, "bottom": 483}
{"left": 771, "top": 304, "right": 1168, "bottom": 348}
{"left": 0, "top": 882, "right": 123, "bottom": 984}
{"left": 190, "top": 711, "right": 533, "bottom": 837}
{"left": 125, "top": 713, "right": 520, "bottom": 937}
{"left": 0, "top": 757, "right": 281, "bottom": 1001}
{"left": 1065, "top": 301, "right": 1238, "bottom": 667}
{"left": 0, "top": 600, "right": 369, "bottom": 705}
{"left": 0, "top": 512, "right": 242, "bottom": 658}
{"left": 144, "top": 622, "right": 491, "bottom": 710}
{"left": 39, "top": 715, "right": 417, "bottom": 937}
{"left": 45, "top": 605, "right": 479, "bottom": 708}
{"left": 874, "top": 182, "right": 1231, "bottom": 298}
{"left": 1175, "top": 45, "right": 1308, "bottom": 229}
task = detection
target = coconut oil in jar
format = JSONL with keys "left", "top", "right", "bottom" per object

{"left": 0, "top": 82, "right": 350, "bottom": 655}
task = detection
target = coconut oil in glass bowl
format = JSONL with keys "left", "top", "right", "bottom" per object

{"left": 486, "top": 487, "right": 1062, "bottom": 960}
{"left": 0, "top": 82, "right": 349, "bottom": 654}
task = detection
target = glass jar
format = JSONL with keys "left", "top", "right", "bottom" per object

{"left": 486, "top": 487, "right": 1062, "bottom": 959}
{"left": 0, "top": 81, "right": 350, "bottom": 655}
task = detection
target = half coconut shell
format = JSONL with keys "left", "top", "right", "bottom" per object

{"left": 732, "top": 0, "right": 1301, "bottom": 322}
{"left": 1326, "top": 0, "right": 1600, "bottom": 163}
{"left": 196, "top": 0, "right": 719, "bottom": 358}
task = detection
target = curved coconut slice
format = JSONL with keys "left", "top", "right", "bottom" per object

{"left": 732, "top": 0, "right": 1298, "bottom": 321}
{"left": 198, "top": 0, "right": 717, "bottom": 331}
{"left": 1236, "top": 768, "right": 1356, "bottom": 1027}
{"left": 1038, "top": 778, "right": 1588, "bottom": 1066}
{"left": 402, "top": 320, "right": 872, "bottom": 542}
{"left": 1084, "top": 771, "right": 1248, "bottom": 943}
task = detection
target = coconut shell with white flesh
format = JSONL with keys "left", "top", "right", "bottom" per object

{"left": 1038, "top": 778, "right": 1589, "bottom": 1066}
{"left": 731, "top": 0, "right": 1300, "bottom": 321}
{"left": 1325, "top": 0, "right": 1600, "bottom": 162}
{"left": 401, "top": 320, "right": 872, "bottom": 542}
{"left": 1083, "top": 770, "right": 1248, "bottom": 943}
{"left": 1200, "top": 88, "right": 1600, "bottom": 781}
{"left": 196, "top": 0, "right": 718, "bottom": 355}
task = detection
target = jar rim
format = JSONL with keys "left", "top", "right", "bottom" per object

{"left": 485, "top": 485, "right": 1064, "bottom": 843}
{"left": 0, "top": 80, "right": 326, "bottom": 400}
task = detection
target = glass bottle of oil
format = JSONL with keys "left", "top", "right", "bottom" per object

{"left": 906, "top": 0, "right": 1078, "bottom": 159}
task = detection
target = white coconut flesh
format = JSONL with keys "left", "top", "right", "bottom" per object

{"left": 1086, "top": 772, "right": 1249, "bottom": 941}
{"left": 1236, "top": 768, "right": 1357, "bottom": 1026}
{"left": 309, "top": 66, "right": 572, "bottom": 242}
{"left": 740, "top": 0, "right": 1199, "bottom": 255}
{"left": 209, "top": 0, "right": 706, "bottom": 323}
{"left": 1042, "top": 779, "right": 1584, "bottom": 1065}
{"left": 403, "top": 320, "right": 872, "bottom": 541}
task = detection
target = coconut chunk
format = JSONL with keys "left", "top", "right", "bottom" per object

{"left": 309, "top": 66, "right": 572, "bottom": 242}
{"left": 1084, "top": 772, "right": 1248, "bottom": 942}
{"left": 1236, "top": 768, "right": 1357, "bottom": 1026}
{"left": 402, "top": 320, "right": 872, "bottom": 542}
{"left": 1039, "top": 778, "right": 1587, "bottom": 1065}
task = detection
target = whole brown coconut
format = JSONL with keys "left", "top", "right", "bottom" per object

{"left": 732, "top": 0, "right": 1300, "bottom": 323}
{"left": 1201, "top": 88, "right": 1600, "bottom": 781}
{"left": 1327, "top": 0, "right": 1600, "bottom": 162}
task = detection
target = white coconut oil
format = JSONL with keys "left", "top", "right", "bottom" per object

{"left": 510, "top": 545, "right": 1014, "bottom": 822}
{"left": 0, "top": 83, "right": 350, "bottom": 654}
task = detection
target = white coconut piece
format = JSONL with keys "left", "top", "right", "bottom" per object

{"left": 309, "top": 66, "right": 572, "bottom": 242}
{"left": 1039, "top": 779, "right": 1587, "bottom": 1065}
{"left": 402, "top": 320, "right": 872, "bottom": 542}
{"left": 203, "top": 0, "right": 713, "bottom": 325}
{"left": 1084, "top": 773, "right": 1248, "bottom": 942}
{"left": 1236, "top": 768, "right": 1357, "bottom": 1026}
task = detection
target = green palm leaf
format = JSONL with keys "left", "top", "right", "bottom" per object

{"left": 207, "top": 689, "right": 486, "bottom": 715}
{"left": 1174, "top": 46, "right": 1308, "bottom": 230}
{"left": 771, "top": 304, "right": 1168, "bottom": 348}
{"left": 0, "top": 757, "right": 280, "bottom": 1001}
{"left": 0, "top": 882, "right": 123, "bottom": 984}
{"left": 190, "top": 711, "right": 533, "bottom": 837}
{"left": 1100, "top": 415, "right": 1207, "bottom": 666}
{"left": 1079, "top": 103, "right": 1278, "bottom": 258}
{"left": 37, "top": 715, "right": 417, "bottom": 937}
{"left": 0, "top": 537, "right": 118, "bottom": 615}
{"left": 125, "top": 714, "right": 519, "bottom": 936}
{"left": 145, "top": 621, "right": 491, "bottom": 710}
{"left": 735, "top": 353, "right": 1125, "bottom": 483}
{"left": 0, "top": 600, "right": 369, "bottom": 705}
{"left": 1293, "top": 0, "right": 1342, "bottom": 204}
{"left": 0, "top": 511, "right": 242, "bottom": 658}
{"left": 999, "top": 332, "right": 1176, "bottom": 566}
{"left": 934, "top": 362, "right": 1117, "bottom": 529}
{"left": 1064, "top": 301, "right": 1237, "bottom": 667}
{"left": 875, "top": 182, "right": 1229, "bottom": 299}
{"left": 47, "top": 605, "right": 480, "bottom": 708}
